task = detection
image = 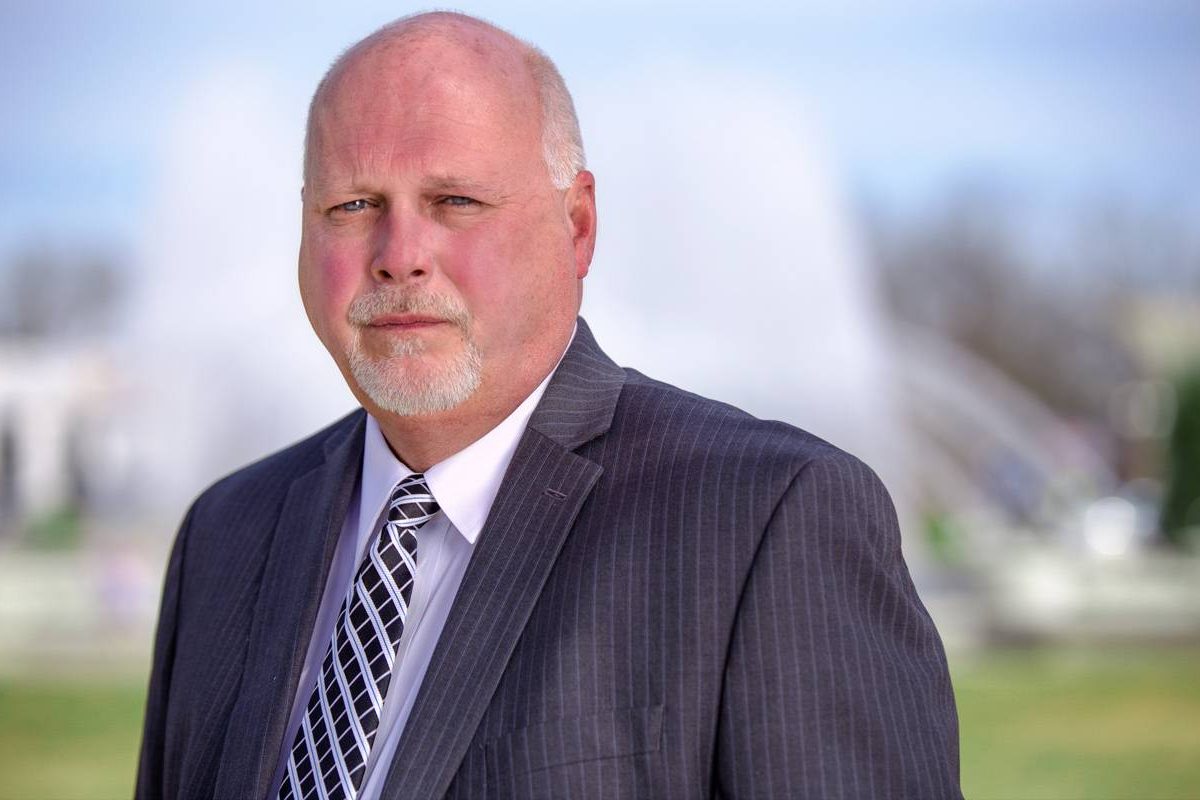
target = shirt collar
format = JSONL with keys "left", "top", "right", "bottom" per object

{"left": 359, "top": 324, "right": 575, "bottom": 546}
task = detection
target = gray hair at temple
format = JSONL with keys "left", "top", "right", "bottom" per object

{"left": 302, "top": 11, "right": 587, "bottom": 191}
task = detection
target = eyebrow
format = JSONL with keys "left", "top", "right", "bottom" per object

{"left": 306, "top": 173, "right": 513, "bottom": 204}
{"left": 424, "top": 175, "right": 516, "bottom": 206}
{"left": 424, "top": 175, "right": 492, "bottom": 194}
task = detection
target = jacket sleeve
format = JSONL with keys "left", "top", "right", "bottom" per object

{"left": 715, "top": 452, "right": 962, "bottom": 798}
{"left": 134, "top": 505, "right": 193, "bottom": 800}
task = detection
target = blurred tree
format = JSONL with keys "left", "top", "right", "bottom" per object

{"left": 1160, "top": 362, "right": 1200, "bottom": 547}
{"left": 868, "top": 185, "right": 1141, "bottom": 426}
{"left": 0, "top": 409, "right": 16, "bottom": 535}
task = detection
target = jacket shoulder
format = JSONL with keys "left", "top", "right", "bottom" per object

{"left": 615, "top": 368, "right": 856, "bottom": 477}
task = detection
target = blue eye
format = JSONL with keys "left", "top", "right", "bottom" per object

{"left": 441, "top": 196, "right": 477, "bottom": 207}
{"left": 337, "top": 199, "right": 371, "bottom": 213}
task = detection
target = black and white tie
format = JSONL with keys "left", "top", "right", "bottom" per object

{"left": 278, "top": 474, "right": 439, "bottom": 800}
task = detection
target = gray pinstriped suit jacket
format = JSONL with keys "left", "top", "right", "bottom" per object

{"left": 136, "top": 319, "right": 961, "bottom": 799}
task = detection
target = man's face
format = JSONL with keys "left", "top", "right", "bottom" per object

{"left": 299, "top": 33, "right": 593, "bottom": 420}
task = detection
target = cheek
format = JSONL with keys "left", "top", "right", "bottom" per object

{"left": 433, "top": 233, "right": 500, "bottom": 303}
{"left": 448, "top": 229, "right": 571, "bottom": 352}
{"left": 299, "top": 242, "right": 362, "bottom": 339}
{"left": 452, "top": 220, "right": 561, "bottom": 298}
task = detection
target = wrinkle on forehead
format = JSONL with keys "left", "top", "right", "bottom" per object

{"left": 307, "top": 97, "right": 536, "bottom": 186}
{"left": 307, "top": 131, "right": 495, "bottom": 189}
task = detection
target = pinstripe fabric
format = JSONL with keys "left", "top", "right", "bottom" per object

{"left": 137, "top": 318, "right": 961, "bottom": 799}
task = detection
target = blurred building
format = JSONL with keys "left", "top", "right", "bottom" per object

{"left": 0, "top": 344, "right": 127, "bottom": 536}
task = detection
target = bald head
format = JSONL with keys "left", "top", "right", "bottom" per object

{"left": 304, "top": 12, "right": 585, "bottom": 190}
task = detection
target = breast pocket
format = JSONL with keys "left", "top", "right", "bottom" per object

{"left": 484, "top": 705, "right": 664, "bottom": 799}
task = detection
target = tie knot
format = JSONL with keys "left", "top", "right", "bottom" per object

{"left": 387, "top": 473, "right": 439, "bottom": 528}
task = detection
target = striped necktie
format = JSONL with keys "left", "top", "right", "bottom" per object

{"left": 278, "top": 473, "right": 438, "bottom": 800}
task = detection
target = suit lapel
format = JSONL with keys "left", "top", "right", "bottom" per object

{"left": 380, "top": 318, "right": 626, "bottom": 799}
{"left": 213, "top": 412, "right": 366, "bottom": 799}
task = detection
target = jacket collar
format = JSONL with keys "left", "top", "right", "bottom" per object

{"left": 526, "top": 316, "right": 626, "bottom": 450}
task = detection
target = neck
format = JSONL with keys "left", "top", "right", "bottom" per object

{"left": 372, "top": 396, "right": 512, "bottom": 472}
{"left": 368, "top": 327, "right": 573, "bottom": 471}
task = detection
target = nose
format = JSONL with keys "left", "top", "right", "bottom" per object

{"left": 371, "top": 206, "right": 432, "bottom": 284}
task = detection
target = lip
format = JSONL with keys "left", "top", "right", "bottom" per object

{"left": 366, "top": 314, "right": 447, "bottom": 328}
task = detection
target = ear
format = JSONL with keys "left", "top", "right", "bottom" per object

{"left": 565, "top": 170, "right": 597, "bottom": 279}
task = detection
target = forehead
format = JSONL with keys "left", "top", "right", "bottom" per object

{"left": 307, "top": 33, "right": 542, "bottom": 182}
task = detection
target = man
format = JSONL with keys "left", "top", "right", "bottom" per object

{"left": 137, "top": 11, "right": 961, "bottom": 800}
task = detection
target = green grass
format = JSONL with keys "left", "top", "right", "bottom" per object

{"left": 954, "top": 648, "right": 1200, "bottom": 800}
{"left": 0, "top": 679, "right": 146, "bottom": 800}
{"left": 0, "top": 648, "right": 1198, "bottom": 799}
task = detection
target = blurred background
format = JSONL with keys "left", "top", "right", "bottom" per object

{"left": 2, "top": 1, "right": 1198, "bottom": 797}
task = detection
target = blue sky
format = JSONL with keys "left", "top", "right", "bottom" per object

{"left": 2, "top": 0, "right": 1198, "bottom": 257}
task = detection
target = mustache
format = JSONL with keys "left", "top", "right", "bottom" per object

{"left": 347, "top": 289, "right": 472, "bottom": 328}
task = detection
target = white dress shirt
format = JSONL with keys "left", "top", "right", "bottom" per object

{"left": 269, "top": 339, "right": 568, "bottom": 800}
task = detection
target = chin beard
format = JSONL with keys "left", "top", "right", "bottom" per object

{"left": 344, "top": 288, "right": 483, "bottom": 416}
{"left": 348, "top": 334, "right": 483, "bottom": 417}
